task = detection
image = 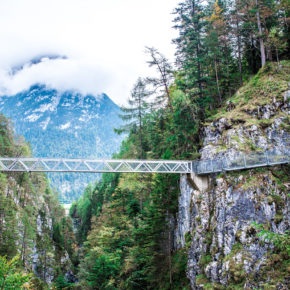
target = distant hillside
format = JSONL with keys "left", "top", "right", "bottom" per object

{"left": 0, "top": 114, "right": 76, "bottom": 287}
{"left": 0, "top": 84, "right": 124, "bottom": 202}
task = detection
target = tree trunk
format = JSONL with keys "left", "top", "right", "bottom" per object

{"left": 191, "top": 0, "right": 204, "bottom": 116}
{"left": 167, "top": 210, "right": 172, "bottom": 286}
{"left": 43, "top": 253, "right": 46, "bottom": 280}
{"left": 267, "top": 47, "right": 273, "bottom": 61}
{"left": 236, "top": 16, "right": 243, "bottom": 86}
{"left": 255, "top": 0, "right": 266, "bottom": 67}
{"left": 140, "top": 191, "right": 143, "bottom": 212}
{"left": 21, "top": 225, "right": 26, "bottom": 265}
{"left": 196, "top": 43, "right": 204, "bottom": 104}
{"left": 250, "top": 35, "right": 258, "bottom": 74}
{"left": 161, "top": 73, "right": 174, "bottom": 114}
{"left": 151, "top": 52, "right": 174, "bottom": 114}
{"left": 214, "top": 56, "right": 222, "bottom": 104}
{"left": 138, "top": 101, "right": 143, "bottom": 159}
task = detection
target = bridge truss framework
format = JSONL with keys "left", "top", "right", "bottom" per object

{"left": 0, "top": 158, "right": 192, "bottom": 174}
{"left": 0, "top": 150, "right": 289, "bottom": 175}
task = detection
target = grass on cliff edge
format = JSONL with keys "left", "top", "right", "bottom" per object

{"left": 208, "top": 60, "right": 290, "bottom": 129}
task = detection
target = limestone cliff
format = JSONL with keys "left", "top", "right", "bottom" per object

{"left": 174, "top": 62, "right": 290, "bottom": 289}
{"left": 0, "top": 114, "right": 77, "bottom": 287}
{"left": 0, "top": 171, "right": 77, "bottom": 286}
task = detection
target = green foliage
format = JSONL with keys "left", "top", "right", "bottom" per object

{"left": 63, "top": 0, "right": 290, "bottom": 288}
{"left": 54, "top": 273, "right": 72, "bottom": 290}
{"left": 209, "top": 60, "right": 290, "bottom": 127}
{"left": 0, "top": 175, "right": 18, "bottom": 258}
{"left": 199, "top": 254, "right": 212, "bottom": 268}
{"left": 71, "top": 174, "right": 120, "bottom": 244}
{"left": 252, "top": 222, "right": 290, "bottom": 254}
{"left": 0, "top": 115, "right": 77, "bottom": 287}
{"left": 163, "top": 249, "right": 190, "bottom": 290}
{"left": 53, "top": 223, "right": 65, "bottom": 250}
{"left": 116, "top": 78, "right": 150, "bottom": 159}
{"left": 74, "top": 166, "right": 182, "bottom": 288}
{"left": 0, "top": 255, "right": 32, "bottom": 289}
{"left": 196, "top": 274, "right": 210, "bottom": 286}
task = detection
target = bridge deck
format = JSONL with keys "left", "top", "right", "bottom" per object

{"left": 193, "top": 150, "right": 289, "bottom": 175}
{"left": 0, "top": 158, "right": 192, "bottom": 174}
{"left": 0, "top": 150, "right": 288, "bottom": 174}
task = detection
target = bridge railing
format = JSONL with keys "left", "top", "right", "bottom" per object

{"left": 193, "top": 150, "right": 289, "bottom": 174}
{"left": 0, "top": 158, "right": 193, "bottom": 174}
{"left": 0, "top": 150, "right": 288, "bottom": 174}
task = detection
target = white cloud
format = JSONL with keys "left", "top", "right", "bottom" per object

{"left": 60, "top": 122, "right": 71, "bottom": 130}
{"left": 0, "top": 0, "right": 179, "bottom": 105}
{"left": 0, "top": 58, "right": 112, "bottom": 96}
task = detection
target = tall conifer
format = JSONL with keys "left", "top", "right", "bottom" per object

{"left": 117, "top": 78, "right": 150, "bottom": 159}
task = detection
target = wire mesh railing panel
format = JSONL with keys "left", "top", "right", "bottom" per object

{"left": 196, "top": 149, "right": 289, "bottom": 174}
{"left": 267, "top": 151, "right": 289, "bottom": 164}
{"left": 227, "top": 155, "right": 246, "bottom": 170}
{"left": 194, "top": 159, "right": 222, "bottom": 174}
{"left": 244, "top": 152, "right": 267, "bottom": 167}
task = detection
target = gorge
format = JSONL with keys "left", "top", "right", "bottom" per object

{"left": 0, "top": 0, "right": 289, "bottom": 289}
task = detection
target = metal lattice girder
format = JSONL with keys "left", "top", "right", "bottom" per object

{"left": 0, "top": 149, "right": 289, "bottom": 175}
{"left": 0, "top": 158, "right": 192, "bottom": 174}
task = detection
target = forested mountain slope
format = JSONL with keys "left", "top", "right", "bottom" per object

{"left": 2, "top": 0, "right": 289, "bottom": 289}
{"left": 0, "top": 114, "right": 77, "bottom": 289}
{"left": 182, "top": 61, "right": 290, "bottom": 288}
{"left": 0, "top": 84, "right": 124, "bottom": 203}
{"left": 68, "top": 0, "right": 290, "bottom": 286}
{"left": 71, "top": 61, "right": 289, "bottom": 289}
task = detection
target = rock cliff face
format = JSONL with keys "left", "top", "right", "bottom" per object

{"left": 0, "top": 113, "right": 77, "bottom": 287}
{"left": 0, "top": 171, "right": 76, "bottom": 285}
{"left": 183, "top": 166, "right": 289, "bottom": 289}
{"left": 174, "top": 174, "right": 193, "bottom": 250}
{"left": 174, "top": 64, "right": 289, "bottom": 289}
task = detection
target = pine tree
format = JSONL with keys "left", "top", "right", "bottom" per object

{"left": 116, "top": 78, "right": 150, "bottom": 159}
{"left": 173, "top": 0, "right": 210, "bottom": 115}
{"left": 0, "top": 255, "right": 32, "bottom": 289}
{"left": 205, "top": 0, "right": 229, "bottom": 103}
{"left": 230, "top": 0, "right": 244, "bottom": 86}
{"left": 265, "top": 27, "right": 287, "bottom": 63}
{"left": 240, "top": 0, "right": 278, "bottom": 69}
{"left": 145, "top": 47, "right": 174, "bottom": 113}
{"left": 255, "top": 0, "right": 267, "bottom": 66}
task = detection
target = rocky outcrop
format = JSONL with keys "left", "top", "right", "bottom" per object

{"left": 185, "top": 170, "right": 289, "bottom": 289}
{"left": 0, "top": 173, "right": 76, "bottom": 285}
{"left": 174, "top": 96, "right": 289, "bottom": 288}
{"left": 174, "top": 174, "right": 193, "bottom": 249}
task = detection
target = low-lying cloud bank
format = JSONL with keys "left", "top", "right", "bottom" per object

{"left": 0, "top": 0, "right": 179, "bottom": 105}
{"left": 0, "top": 56, "right": 113, "bottom": 99}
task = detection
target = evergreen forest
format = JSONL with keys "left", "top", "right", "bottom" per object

{"left": 0, "top": 0, "right": 289, "bottom": 289}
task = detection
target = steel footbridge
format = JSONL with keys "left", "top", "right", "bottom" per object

{"left": 0, "top": 150, "right": 289, "bottom": 175}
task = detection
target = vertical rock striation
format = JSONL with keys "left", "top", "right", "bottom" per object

{"left": 174, "top": 174, "right": 193, "bottom": 249}
{"left": 175, "top": 107, "right": 289, "bottom": 288}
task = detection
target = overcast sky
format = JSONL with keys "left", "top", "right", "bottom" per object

{"left": 0, "top": 0, "right": 179, "bottom": 105}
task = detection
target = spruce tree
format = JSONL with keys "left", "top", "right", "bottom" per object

{"left": 116, "top": 78, "right": 150, "bottom": 159}
{"left": 173, "top": 0, "right": 210, "bottom": 115}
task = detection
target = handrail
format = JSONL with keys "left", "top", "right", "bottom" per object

{"left": 0, "top": 150, "right": 289, "bottom": 174}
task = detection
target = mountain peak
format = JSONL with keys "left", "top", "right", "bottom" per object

{"left": 0, "top": 85, "right": 124, "bottom": 202}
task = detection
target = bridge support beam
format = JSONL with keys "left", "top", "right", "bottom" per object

{"left": 185, "top": 173, "right": 210, "bottom": 193}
